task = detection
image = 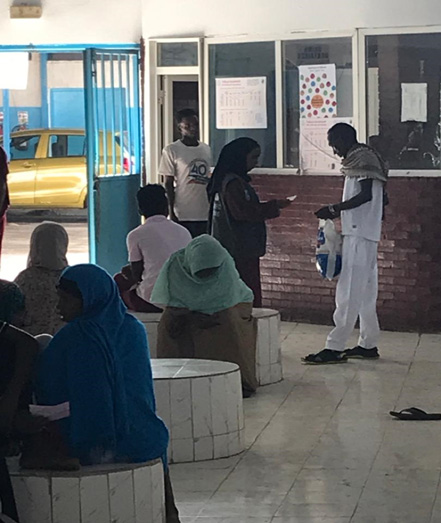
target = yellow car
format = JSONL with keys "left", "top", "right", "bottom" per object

{"left": 8, "top": 129, "right": 130, "bottom": 208}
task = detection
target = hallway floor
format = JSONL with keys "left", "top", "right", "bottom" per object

{"left": 170, "top": 322, "right": 441, "bottom": 523}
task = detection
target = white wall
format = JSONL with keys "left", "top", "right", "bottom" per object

{"left": 0, "top": 0, "right": 142, "bottom": 45}
{"left": 143, "top": 0, "right": 441, "bottom": 38}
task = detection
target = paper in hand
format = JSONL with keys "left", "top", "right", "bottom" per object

{"left": 30, "top": 402, "right": 70, "bottom": 421}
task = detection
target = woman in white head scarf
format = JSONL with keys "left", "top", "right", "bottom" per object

{"left": 14, "top": 222, "right": 68, "bottom": 335}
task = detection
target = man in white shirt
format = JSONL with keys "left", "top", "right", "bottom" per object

{"left": 114, "top": 184, "right": 192, "bottom": 312}
{"left": 303, "top": 123, "right": 388, "bottom": 365}
{"left": 159, "top": 108, "right": 212, "bottom": 238}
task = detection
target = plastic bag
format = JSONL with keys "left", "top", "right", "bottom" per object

{"left": 315, "top": 219, "right": 342, "bottom": 280}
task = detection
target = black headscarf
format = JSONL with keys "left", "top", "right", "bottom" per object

{"left": 0, "top": 280, "right": 25, "bottom": 323}
{"left": 207, "top": 137, "right": 260, "bottom": 200}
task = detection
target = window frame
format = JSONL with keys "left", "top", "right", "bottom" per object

{"left": 360, "top": 25, "right": 441, "bottom": 178}
{"left": 204, "top": 30, "right": 358, "bottom": 174}
{"left": 48, "top": 134, "right": 86, "bottom": 158}
{"left": 9, "top": 134, "right": 42, "bottom": 161}
{"left": 147, "top": 28, "right": 441, "bottom": 178}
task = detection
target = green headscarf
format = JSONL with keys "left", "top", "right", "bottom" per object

{"left": 151, "top": 235, "right": 253, "bottom": 314}
{"left": 0, "top": 279, "right": 25, "bottom": 323}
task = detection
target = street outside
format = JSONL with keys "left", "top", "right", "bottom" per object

{"left": 0, "top": 213, "right": 89, "bottom": 281}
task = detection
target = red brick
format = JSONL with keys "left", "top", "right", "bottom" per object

{"left": 257, "top": 174, "right": 441, "bottom": 331}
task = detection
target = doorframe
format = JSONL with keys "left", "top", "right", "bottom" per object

{"left": 147, "top": 38, "right": 203, "bottom": 184}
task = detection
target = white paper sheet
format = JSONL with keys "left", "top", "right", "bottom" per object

{"left": 299, "top": 117, "right": 353, "bottom": 173}
{"left": 0, "top": 53, "right": 29, "bottom": 90}
{"left": 215, "top": 77, "right": 267, "bottom": 129}
{"left": 30, "top": 402, "right": 70, "bottom": 421}
{"left": 401, "top": 83, "right": 427, "bottom": 122}
{"left": 299, "top": 64, "right": 337, "bottom": 118}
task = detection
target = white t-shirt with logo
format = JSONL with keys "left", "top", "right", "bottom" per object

{"left": 127, "top": 215, "right": 192, "bottom": 302}
{"left": 158, "top": 140, "right": 212, "bottom": 221}
{"left": 341, "top": 177, "right": 384, "bottom": 242}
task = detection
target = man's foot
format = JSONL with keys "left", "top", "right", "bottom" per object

{"left": 302, "top": 349, "right": 348, "bottom": 365}
{"left": 343, "top": 346, "right": 380, "bottom": 359}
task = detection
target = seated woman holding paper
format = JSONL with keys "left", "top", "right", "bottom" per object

{"left": 33, "top": 264, "right": 180, "bottom": 522}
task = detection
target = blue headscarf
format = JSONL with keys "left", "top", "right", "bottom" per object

{"left": 36, "top": 264, "right": 168, "bottom": 465}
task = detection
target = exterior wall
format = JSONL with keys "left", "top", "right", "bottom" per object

{"left": 143, "top": 0, "right": 441, "bottom": 332}
{"left": 0, "top": 0, "right": 142, "bottom": 45}
{"left": 253, "top": 174, "right": 441, "bottom": 332}
{"left": 143, "top": 0, "right": 441, "bottom": 38}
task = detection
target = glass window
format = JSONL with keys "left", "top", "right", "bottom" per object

{"left": 283, "top": 38, "right": 353, "bottom": 169}
{"left": 158, "top": 43, "right": 198, "bottom": 67}
{"left": 209, "top": 42, "right": 276, "bottom": 167}
{"left": 10, "top": 135, "right": 40, "bottom": 160}
{"left": 366, "top": 33, "right": 441, "bottom": 170}
{"left": 49, "top": 135, "right": 85, "bottom": 157}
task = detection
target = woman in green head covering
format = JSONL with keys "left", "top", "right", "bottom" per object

{"left": 152, "top": 235, "right": 258, "bottom": 396}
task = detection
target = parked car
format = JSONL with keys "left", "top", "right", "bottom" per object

{"left": 8, "top": 128, "right": 132, "bottom": 208}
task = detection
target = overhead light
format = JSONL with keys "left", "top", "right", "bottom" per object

{"left": 10, "top": 5, "right": 42, "bottom": 18}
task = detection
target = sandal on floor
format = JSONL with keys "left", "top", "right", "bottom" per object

{"left": 389, "top": 407, "right": 441, "bottom": 421}
{"left": 302, "top": 349, "right": 348, "bottom": 365}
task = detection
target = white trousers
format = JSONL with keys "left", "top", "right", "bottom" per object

{"left": 326, "top": 235, "right": 380, "bottom": 352}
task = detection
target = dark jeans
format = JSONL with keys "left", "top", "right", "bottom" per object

{"left": 114, "top": 274, "right": 162, "bottom": 313}
{"left": 234, "top": 257, "right": 262, "bottom": 308}
{"left": 0, "top": 457, "right": 19, "bottom": 522}
{"left": 178, "top": 221, "right": 207, "bottom": 238}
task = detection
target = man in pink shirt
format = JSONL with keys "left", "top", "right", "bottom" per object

{"left": 115, "top": 184, "right": 192, "bottom": 312}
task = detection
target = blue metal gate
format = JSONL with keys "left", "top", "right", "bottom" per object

{"left": 84, "top": 49, "right": 142, "bottom": 276}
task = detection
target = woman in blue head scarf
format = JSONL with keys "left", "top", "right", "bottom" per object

{"left": 34, "top": 264, "right": 180, "bottom": 521}
{"left": 36, "top": 264, "right": 169, "bottom": 463}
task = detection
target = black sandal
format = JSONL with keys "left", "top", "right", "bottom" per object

{"left": 302, "top": 349, "right": 348, "bottom": 365}
{"left": 390, "top": 407, "right": 441, "bottom": 421}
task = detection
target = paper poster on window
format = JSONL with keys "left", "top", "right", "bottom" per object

{"left": 299, "top": 64, "right": 337, "bottom": 118}
{"left": 215, "top": 77, "right": 267, "bottom": 129}
{"left": 18, "top": 111, "right": 28, "bottom": 125}
{"left": 401, "top": 83, "right": 427, "bottom": 122}
{"left": 299, "top": 117, "right": 352, "bottom": 173}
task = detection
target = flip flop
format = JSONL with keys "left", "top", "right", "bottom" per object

{"left": 389, "top": 407, "right": 441, "bottom": 421}
{"left": 302, "top": 349, "right": 348, "bottom": 365}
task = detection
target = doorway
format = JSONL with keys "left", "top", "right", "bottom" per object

{"left": 161, "top": 74, "right": 199, "bottom": 150}
{"left": 0, "top": 45, "right": 142, "bottom": 280}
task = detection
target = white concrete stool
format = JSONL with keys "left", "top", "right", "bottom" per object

{"left": 253, "top": 308, "right": 283, "bottom": 385}
{"left": 9, "top": 459, "right": 165, "bottom": 523}
{"left": 130, "top": 311, "right": 162, "bottom": 358}
{"left": 152, "top": 359, "right": 244, "bottom": 464}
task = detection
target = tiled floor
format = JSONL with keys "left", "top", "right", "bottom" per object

{"left": 170, "top": 322, "right": 441, "bottom": 523}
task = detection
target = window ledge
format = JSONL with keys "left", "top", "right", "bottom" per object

{"left": 251, "top": 168, "right": 441, "bottom": 177}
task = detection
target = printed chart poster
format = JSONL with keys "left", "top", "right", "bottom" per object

{"left": 299, "top": 64, "right": 337, "bottom": 118}
{"left": 216, "top": 77, "right": 267, "bottom": 129}
{"left": 300, "top": 117, "right": 352, "bottom": 173}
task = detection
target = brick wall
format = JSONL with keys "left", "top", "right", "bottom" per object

{"left": 253, "top": 174, "right": 441, "bottom": 332}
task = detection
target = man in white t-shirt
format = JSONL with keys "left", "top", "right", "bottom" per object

{"left": 303, "top": 123, "right": 388, "bottom": 365}
{"left": 159, "top": 108, "right": 212, "bottom": 238}
{"left": 114, "top": 184, "right": 192, "bottom": 312}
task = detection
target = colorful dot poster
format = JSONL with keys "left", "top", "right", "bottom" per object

{"left": 299, "top": 64, "right": 337, "bottom": 118}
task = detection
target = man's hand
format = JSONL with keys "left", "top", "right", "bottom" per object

{"left": 315, "top": 205, "right": 340, "bottom": 220}
{"left": 277, "top": 199, "right": 291, "bottom": 210}
{"left": 121, "top": 264, "right": 133, "bottom": 280}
